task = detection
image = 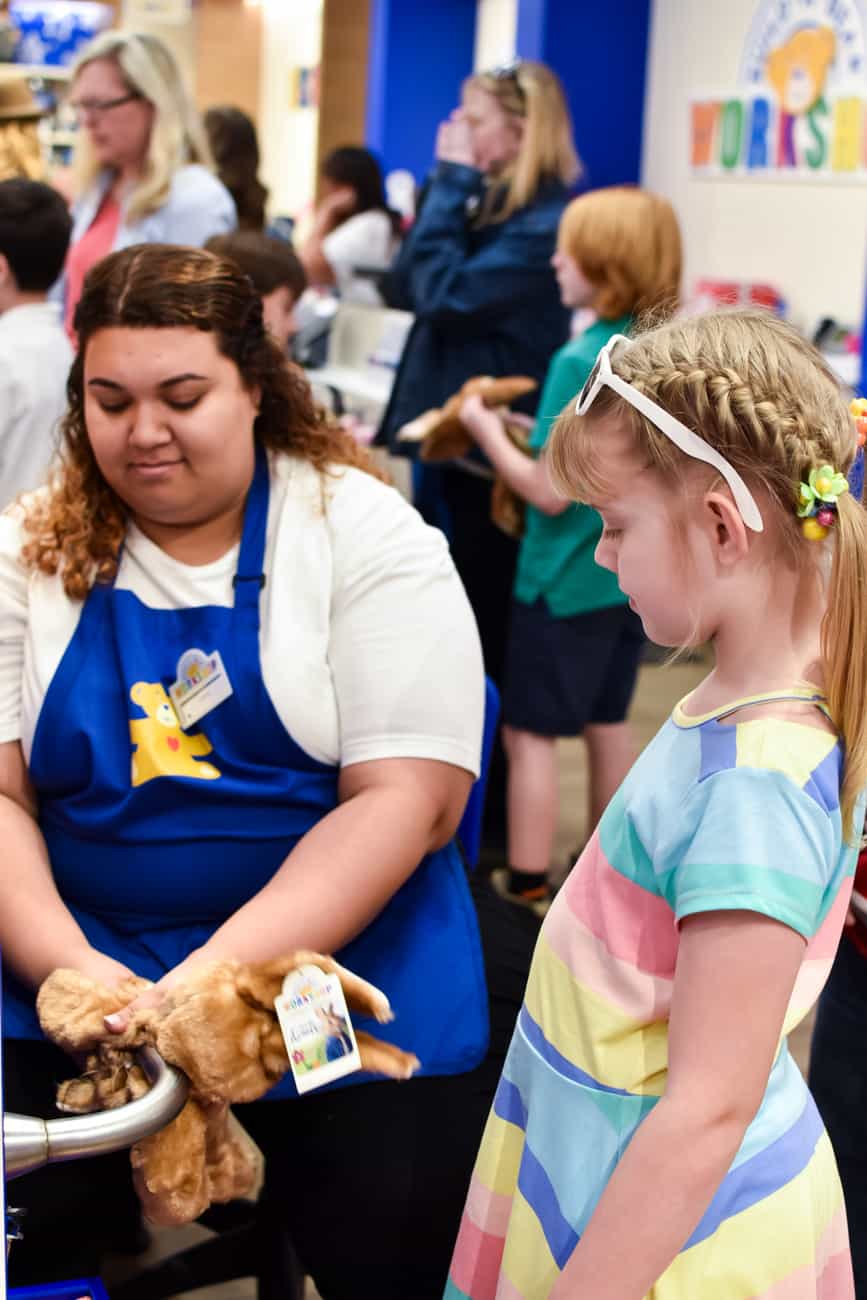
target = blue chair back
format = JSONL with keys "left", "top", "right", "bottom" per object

{"left": 458, "top": 677, "right": 500, "bottom": 869}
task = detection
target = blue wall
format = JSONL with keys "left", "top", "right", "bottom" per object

{"left": 366, "top": 0, "right": 651, "bottom": 192}
{"left": 365, "top": 0, "right": 478, "bottom": 181}
{"left": 516, "top": 0, "right": 652, "bottom": 190}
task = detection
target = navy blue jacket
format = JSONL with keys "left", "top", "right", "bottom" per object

{"left": 379, "top": 162, "right": 571, "bottom": 451}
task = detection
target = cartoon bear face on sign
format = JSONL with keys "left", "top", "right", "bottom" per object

{"left": 128, "top": 681, "right": 221, "bottom": 787}
{"left": 766, "top": 25, "right": 836, "bottom": 115}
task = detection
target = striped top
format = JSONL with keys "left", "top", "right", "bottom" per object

{"left": 447, "top": 688, "right": 858, "bottom": 1299}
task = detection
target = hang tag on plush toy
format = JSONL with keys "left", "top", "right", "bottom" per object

{"left": 275, "top": 964, "right": 362, "bottom": 1094}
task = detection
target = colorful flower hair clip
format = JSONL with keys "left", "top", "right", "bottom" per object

{"left": 851, "top": 397, "right": 867, "bottom": 449}
{"left": 797, "top": 464, "right": 849, "bottom": 539}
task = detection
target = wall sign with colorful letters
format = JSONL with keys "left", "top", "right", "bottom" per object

{"left": 691, "top": 0, "right": 867, "bottom": 178}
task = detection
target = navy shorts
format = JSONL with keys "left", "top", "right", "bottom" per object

{"left": 501, "top": 598, "right": 645, "bottom": 737}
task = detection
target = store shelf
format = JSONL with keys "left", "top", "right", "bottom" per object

{"left": 0, "top": 63, "right": 71, "bottom": 80}
{"left": 40, "top": 125, "right": 76, "bottom": 146}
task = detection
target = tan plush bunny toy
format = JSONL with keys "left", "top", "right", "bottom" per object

{"left": 37, "top": 954, "right": 420, "bottom": 1227}
{"left": 397, "top": 375, "right": 537, "bottom": 536}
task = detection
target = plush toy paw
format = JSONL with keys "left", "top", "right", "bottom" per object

{"left": 36, "top": 969, "right": 154, "bottom": 1054}
{"left": 56, "top": 1046, "right": 150, "bottom": 1114}
{"left": 355, "top": 1031, "right": 420, "bottom": 1080}
{"left": 236, "top": 952, "right": 395, "bottom": 1023}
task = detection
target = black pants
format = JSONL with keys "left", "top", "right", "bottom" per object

{"left": 5, "top": 1038, "right": 147, "bottom": 1282}
{"left": 809, "top": 935, "right": 867, "bottom": 1297}
{"left": 5, "top": 878, "right": 538, "bottom": 1297}
{"left": 442, "top": 469, "right": 520, "bottom": 857}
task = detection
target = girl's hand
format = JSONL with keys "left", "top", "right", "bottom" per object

{"left": 104, "top": 948, "right": 210, "bottom": 1034}
{"left": 314, "top": 185, "right": 357, "bottom": 233}
{"left": 435, "top": 110, "right": 476, "bottom": 167}
{"left": 459, "top": 392, "right": 501, "bottom": 443}
{"left": 506, "top": 411, "right": 534, "bottom": 431}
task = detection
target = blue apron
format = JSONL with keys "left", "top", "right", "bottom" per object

{"left": 3, "top": 449, "right": 489, "bottom": 1095}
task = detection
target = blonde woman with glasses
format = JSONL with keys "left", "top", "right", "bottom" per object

{"left": 380, "top": 59, "right": 580, "bottom": 857}
{"left": 60, "top": 30, "right": 236, "bottom": 334}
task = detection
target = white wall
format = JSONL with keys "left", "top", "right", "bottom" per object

{"left": 257, "top": 0, "right": 321, "bottom": 220}
{"left": 121, "top": 0, "right": 196, "bottom": 82}
{"left": 474, "top": 0, "right": 517, "bottom": 70}
{"left": 642, "top": 0, "right": 867, "bottom": 330}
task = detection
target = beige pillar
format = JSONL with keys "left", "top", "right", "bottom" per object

{"left": 315, "top": 0, "right": 371, "bottom": 190}
{"left": 120, "top": 0, "right": 197, "bottom": 86}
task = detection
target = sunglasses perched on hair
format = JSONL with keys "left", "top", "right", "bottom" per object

{"left": 576, "top": 334, "right": 764, "bottom": 532}
{"left": 488, "top": 58, "right": 522, "bottom": 80}
{"left": 484, "top": 58, "right": 526, "bottom": 104}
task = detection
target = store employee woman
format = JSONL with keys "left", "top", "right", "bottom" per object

{"left": 0, "top": 244, "right": 502, "bottom": 1298}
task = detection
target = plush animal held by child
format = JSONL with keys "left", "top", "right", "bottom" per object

{"left": 37, "top": 954, "right": 420, "bottom": 1226}
{"left": 397, "top": 374, "right": 537, "bottom": 462}
{"left": 397, "top": 374, "right": 537, "bottom": 536}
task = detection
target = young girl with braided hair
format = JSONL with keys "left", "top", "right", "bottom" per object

{"left": 446, "top": 309, "right": 867, "bottom": 1299}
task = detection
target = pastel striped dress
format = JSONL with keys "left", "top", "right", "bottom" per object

{"left": 446, "top": 690, "right": 858, "bottom": 1299}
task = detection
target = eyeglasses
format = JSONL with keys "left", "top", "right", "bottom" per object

{"left": 576, "top": 334, "right": 764, "bottom": 532}
{"left": 68, "top": 92, "right": 141, "bottom": 121}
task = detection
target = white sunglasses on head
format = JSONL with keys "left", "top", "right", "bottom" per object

{"left": 575, "top": 334, "right": 764, "bottom": 533}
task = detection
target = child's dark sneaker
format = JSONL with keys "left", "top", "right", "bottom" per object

{"left": 493, "top": 867, "right": 554, "bottom": 916}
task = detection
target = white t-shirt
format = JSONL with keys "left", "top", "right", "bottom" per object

{"left": 0, "top": 455, "right": 484, "bottom": 776}
{"left": 0, "top": 302, "right": 73, "bottom": 508}
{"left": 322, "top": 210, "right": 399, "bottom": 305}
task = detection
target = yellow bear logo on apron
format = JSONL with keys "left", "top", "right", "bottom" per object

{"left": 129, "top": 682, "right": 221, "bottom": 787}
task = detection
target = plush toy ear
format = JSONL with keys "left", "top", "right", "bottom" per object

{"left": 203, "top": 1104, "right": 264, "bottom": 1207}
{"left": 131, "top": 1097, "right": 210, "bottom": 1227}
{"left": 475, "top": 375, "right": 538, "bottom": 407}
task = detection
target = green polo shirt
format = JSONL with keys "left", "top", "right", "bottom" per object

{"left": 513, "top": 315, "right": 632, "bottom": 619}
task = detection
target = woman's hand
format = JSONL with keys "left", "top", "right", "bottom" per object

{"left": 73, "top": 946, "right": 137, "bottom": 990}
{"left": 435, "top": 110, "right": 476, "bottom": 167}
{"left": 104, "top": 947, "right": 210, "bottom": 1034}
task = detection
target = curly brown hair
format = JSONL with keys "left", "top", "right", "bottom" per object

{"left": 22, "top": 243, "right": 385, "bottom": 599}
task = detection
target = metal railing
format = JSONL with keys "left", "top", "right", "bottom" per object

{"left": 4, "top": 1047, "right": 188, "bottom": 1179}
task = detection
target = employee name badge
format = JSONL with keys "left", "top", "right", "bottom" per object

{"left": 169, "top": 648, "right": 233, "bottom": 730}
{"left": 275, "top": 965, "right": 362, "bottom": 1094}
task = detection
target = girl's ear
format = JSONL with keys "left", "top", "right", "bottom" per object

{"left": 703, "top": 490, "right": 750, "bottom": 567}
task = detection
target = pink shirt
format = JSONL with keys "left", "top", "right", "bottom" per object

{"left": 64, "top": 193, "right": 122, "bottom": 340}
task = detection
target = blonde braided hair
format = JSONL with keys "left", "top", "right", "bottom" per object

{"left": 549, "top": 309, "right": 867, "bottom": 839}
